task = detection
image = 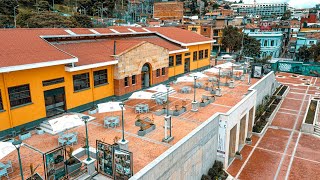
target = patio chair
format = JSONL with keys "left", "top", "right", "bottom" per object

{"left": 104, "top": 118, "right": 111, "bottom": 128}
{"left": 0, "top": 168, "right": 9, "bottom": 179}
{"left": 67, "top": 136, "right": 78, "bottom": 146}
{"left": 155, "top": 98, "right": 163, "bottom": 105}
{"left": 4, "top": 161, "right": 13, "bottom": 173}
{"left": 58, "top": 137, "right": 66, "bottom": 146}
{"left": 114, "top": 118, "right": 120, "bottom": 127}
{"left": 142, "top": 105, "right": 149, "bottom": 113}
{"left": 135, "top": 106, "right": 143, "bottom": 114}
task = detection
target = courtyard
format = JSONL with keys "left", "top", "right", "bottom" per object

{"left": 227, "top": 72, "right": 320, "bottom": 179}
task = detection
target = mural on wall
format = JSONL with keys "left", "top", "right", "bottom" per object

{"left": 217, "top": 120, "right": 226, "bottom": 158}
{"left": 278, "top": 63, "right": 292, "bottom": 72}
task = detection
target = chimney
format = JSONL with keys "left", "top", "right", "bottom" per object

{"left": 114, "top": 40, "right": 116, "bottom": 55}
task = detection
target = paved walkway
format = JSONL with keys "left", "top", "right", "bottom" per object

{"left": 227, "top": 73, "right": 320, "bottom": 180}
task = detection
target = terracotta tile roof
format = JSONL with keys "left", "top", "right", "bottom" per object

{"left": 68, "top": 28, "right": 95, "bottom": 35}
{"left": 245, "top": 24, "right": 259, "bottom": 29}
{"left": 0, "top": 29, "right": 73, "bottom": 68}
{"left": 55, "top": 40, "right": 142, "bottom": 66}
{"left": 145, "top": 27, "right": 212, "bottom": 44}
{"left": 54, "top": 36, "right": 183, "bottom": 66}
{"left": 92, "top": 28, "right": 114, "bottom": 34}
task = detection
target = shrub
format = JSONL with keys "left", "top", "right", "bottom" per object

{"left": 201, "top": 174, "right": 211, "bottom": 180}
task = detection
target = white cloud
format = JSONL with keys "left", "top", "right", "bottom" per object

{"left": 228, "top": 0, "right": 319, "bottom": 9}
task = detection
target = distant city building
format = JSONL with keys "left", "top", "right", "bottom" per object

{"left": 153, "top": 1, "right": 184, "bottom": 20}
{"left": 247, "top": 32, "right": 284, "bottom": 58}
{"left": 231, "top": 2, "right": 288, "bottom": 18}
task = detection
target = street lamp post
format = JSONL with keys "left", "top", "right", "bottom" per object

{"left": 14, "top": 5, "right": 19, "bottom": 28}
{"left": 82, "top": 115, "right": 91, "bottom": 161}
{"left": 216, "top": 67, "right": 222, "bottom": 96}
{"left": 118, "top": 102, "right": 129, "bottom": 150}
{"left": 120, "top": 102, "right": 125, "bottom": 142}
{"left": 191, "top": 76, "right": 198, "bottom": 112}
{"left": 12, "top": 140, "right": 24, "bottom": 180}
{"left": 163, "top": 84, "right": 173, "bottom": 143}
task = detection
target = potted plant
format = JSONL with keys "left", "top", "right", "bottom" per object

{"left": 35, "top": 127, "right": 44, "bottom": 135}
{"left": 26, "top": 163, "right": 43, "bottom": 180}
{"left": 19, "top": 127, "right": 32, "bottom": 140}
{"left": 235, "top": 151, "right": 242, "bottom": 160}
{"left": 65, "top": 147, "right": 82, "bottom": 175}
{"left": 173, "top": 105, "right": 179, "bottom": 116}
{"left": 245, "top": 137, "right": 252, "bottom": 145}
{"left": 138, "top": 124, "right": 145, "bottom": 136}
{"left": 88, "top": 105, "right": 98, "bottom": 115}
{"left": 135, "top": 114, "right": 142, "bottom": 126}
{"left": 113, "top": 136, "right": 120, "bottom": 150}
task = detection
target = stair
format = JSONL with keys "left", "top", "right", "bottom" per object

{"left": 39, "top": 120, "right": 56, "bottom": 135}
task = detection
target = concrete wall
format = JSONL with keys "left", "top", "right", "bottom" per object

{"left": 130, "top": 114, "right": 219, "bottom": 180}
{"left": 250, "top": 71, "right": 278, "bottom": 106}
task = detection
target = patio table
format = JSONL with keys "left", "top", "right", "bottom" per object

{"left": 105, "top": 116, "right": 120, "bottom": 128}
{"left": 181, "top": 86, "right": 191, "bottom": 93}
{"left": 136, "top": 104, "right": 149, "bottom": 113}
{"left": 0, "top": 162, "right": 5, "bottom": 169}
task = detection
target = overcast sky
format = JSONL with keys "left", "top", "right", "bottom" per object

{"left": 228, "top": 0, "right": 319, "bottom": 9}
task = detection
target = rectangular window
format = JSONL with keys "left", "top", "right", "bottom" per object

{"left": 94, "top": 69, "right": 108, "bottom": 87}
{"left": 0, "top": 91, "right": 3, "bottom": 110}
{"left": 42, "top": 77, "right": 64, "bottom": 86}
{"left": 124, "top": 77, "right": 129, "bottom": 87}
{"left": 205, "top": 49, "right": 209, "bottom": 58}
{"left": 8, "top": 84, "right": 31, "bottom": 108}
{"left": 162, "top": 67, "right": 166, "bottom": 76}
{"left": 176, "top": 54, "right": 182, "bottom": 65}
{"left": 156, "top": 69, "right": 160, "bottom": 77}
{"left": 199, "top": 50, "right": 204, "bottom": 59}
{"left": 73, "top": 73, "right": 90, "bottom": 91}
{"left": 185, "top": 52, "right": 190, "bottom": 56}
{"left": 193, "top": 51, "right": 198, "bottom": 61}
{"left": 132, "top": 75, "right": 136, "bottom": 85}
{"left": 169, "top": 56, "right": 174, "bottom": 67}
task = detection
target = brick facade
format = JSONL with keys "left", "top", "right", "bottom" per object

{"left": 153, "top": 1, "right": 184, "bottom": 20}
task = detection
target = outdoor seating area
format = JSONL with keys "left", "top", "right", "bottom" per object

{"left": 135, "top": 104, "right": 149, "bottom": 114}
{"left": 57, "top": 132, "right": 78, "bottom": 146}
{"left": 0, "top": 161, "right": 12, "bottom": 179}
{"left": 104, "top": 116, "right": 120, "bottom": 128}
{"left": 180, "top": 86, "right": 192, "bottom": 93}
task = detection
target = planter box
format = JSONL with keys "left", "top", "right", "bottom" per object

{"left": 3, "top": 138, "right": 14, "bottom": 143}
{"left": 19, "top": 132, "right": 31, "bottom": 140}
{"left": 245, "top": 139, "right": 252, "bottom": 145}
{"left": 26, "top": 173, "right": 43, "bottom": 180}
{"left": 138, "top": 124, "right": 156, "bottom": 136}
{"left": 235, "top": 154, "right": 242, "bottom": 160}
{"left": 154, "top": 109, "right": 165, "bottom": 116}
{"left": 88, "top": 108, "right": 97, "bottom": 115}
{"left": 252, "top": 120, "right": 268, "bottom": 137}
{"left": 301, "top": 100, "right": 319, "bottom": 133}
{"left": 36, "top": 128, "right": 44, "bottom": 135}
{"left": 172, "top": 107, "right": 186, "bottom": 116}
{"left": 67, "top": 158, "right": 82, "bottom": 176}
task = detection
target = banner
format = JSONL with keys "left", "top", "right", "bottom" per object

{"left": 217, "top": 120, "right": 226, "bottom": 159}
{"left": 43, "top": 146, "right": 67, "bottom": 180}
{"left": 97, "top": 140, "right": 114, "bottom": 178}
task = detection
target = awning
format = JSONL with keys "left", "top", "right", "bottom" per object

{"left": 0, "top": 142, "right": 17, "bottom": 160}
{"left": 129, "top": 91, "right": 155, "bottom": 100}
{"left": 98, "top": 102, "right": 125, "bottom": 113}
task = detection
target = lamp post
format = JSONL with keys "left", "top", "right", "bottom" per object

{"left": 14, "top": 5, "right": 19, "bottom": 28}
{"left": 120, "top": 102, "right": 125, "bottom": 142}
{"left": 216, "top": 67, "right": 222, "bottom": 96}
{"left": 118, "top": 102, "right": 129, "bottom": 150}
{"left": 82, "top": 115, "right": 91, "bottom": 161}
{"left": 12, "top": 140, "right": 24, "bottom": 180}
{"left": 163, "top": 84, "right": 173, "bottom": 143}
{"left": 191, "top": 76, "right": 198, "bottom": 112}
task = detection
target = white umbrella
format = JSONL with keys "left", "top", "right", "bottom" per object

{"left": 221, "top": 54, "right": 233, "bottom": 59}
{"left": 129, "top": 91, "right": 155, "bottom": 100}
{"left": 48, "top": 114, "right": 85, "bottom": 133}
{"left": 176, "top": 76, "right": 195, "bottom": 83}
{"left": 204, "top": 67, "right": 220, "bottom": 74}
{"left": 215, "top": 62, "right": 241, "bottom": 69}
{"left": 0, "top": 142, "right": 16, "bottom": 160}
{"left": 148, "top": 84, "right": 174, "bottom": 93}
{"left": 98, "top": 102, "right": 125, "bottom": 113}
{"left": 189, "top": 72, "right": 209, "bottom": 78}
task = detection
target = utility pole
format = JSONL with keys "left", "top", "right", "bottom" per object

{"left": 14, "top": 5, "right": 19, "bottom": 28}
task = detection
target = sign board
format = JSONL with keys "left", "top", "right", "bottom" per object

{"left": 114, "top": 149, "right": 133, "bottom": 180}
{"left": 43, "top": 146, "right": 67, "bottom": 180}
{"left": 253, "top": 66, "right": 262, "bottom": 78}
{"left": 97, "top": 140, "right": 114, "bottom": 178}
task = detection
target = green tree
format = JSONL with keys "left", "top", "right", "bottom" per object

{"left": 0, "top": 0, "right": 18, "bottom": 27}
{"left": 71, "top": 13, "right": 93, "bottom": 28}
{"left": 281, "top": 10, "right": 291, "bottom": 20}
{"left": 212, "top": 3, "right": 219, "bottom": 10}
{"left": 38, "top": 1, "right": 51, "bottom": 11}
{"left": 297, "top": 45, "right": 311, "bottom": 61}
{"left": 26, "top": 12, "right": 75, "bottom": 28}
{"left": 243, "top": 34, "right": 261, "bottom": 58}
{"left": 16, "top": 9, "right": 35, "bottom": 27}
{"left": 309, "top": 42, "right": 320, "bottom": 62}
{"left": 222, "top": 26, "right": 242, "bottom": 53}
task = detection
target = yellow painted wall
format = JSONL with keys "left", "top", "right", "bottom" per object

{"left": 0, "top": 65, "right": 115, "bottom": 131}
{"left": 187, "top": 25, "right": 201, "bottom": 34}
{"left": 168, "top": 43, "right": 211, "bottom": 78}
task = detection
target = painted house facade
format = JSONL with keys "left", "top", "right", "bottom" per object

{"left": 0, "top": 27, "right": 213, "bottom": 136}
